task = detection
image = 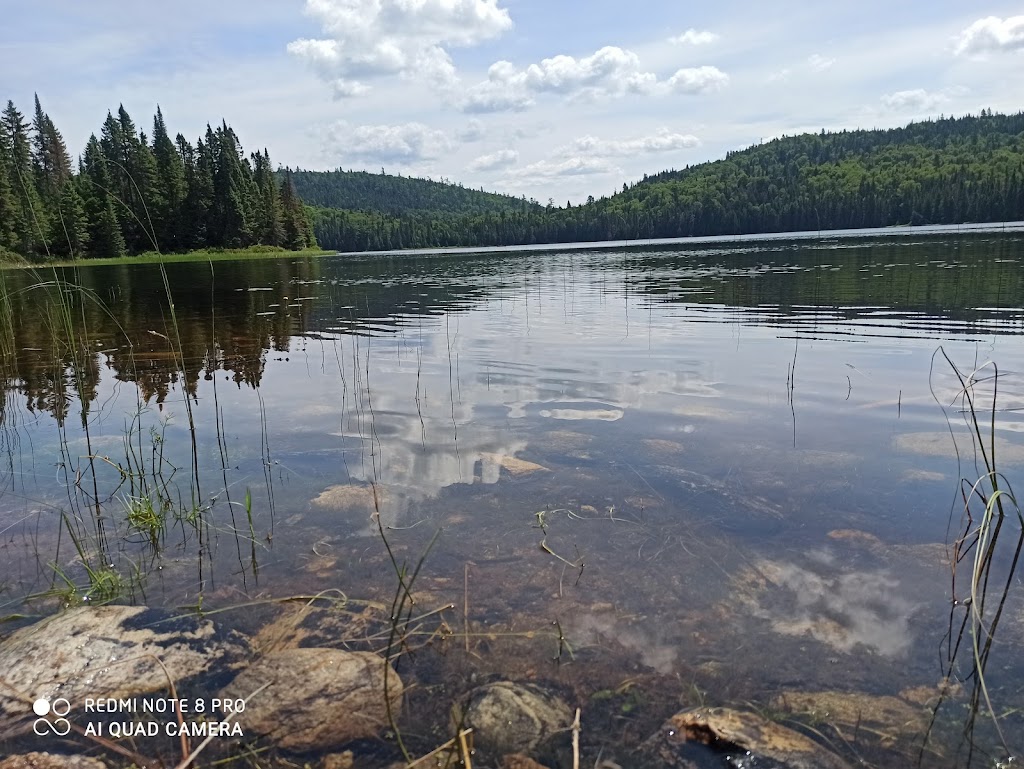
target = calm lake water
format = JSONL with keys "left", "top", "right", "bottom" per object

{"left": 2, "top": 225, "right": 1023, "bottom": 766}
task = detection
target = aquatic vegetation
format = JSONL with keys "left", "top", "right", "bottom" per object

{"left": 926, "top": 348, "right": 1024, "bottom": 765}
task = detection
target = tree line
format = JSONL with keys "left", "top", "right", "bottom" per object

{"left": 307, "top": 110, "right": 1024, "bottom": 252}
{"left": 0, "top": 96, "right": 316, "bottom": 261}
{"left": 287, "top": 168, "right": 540, "bottom": 217}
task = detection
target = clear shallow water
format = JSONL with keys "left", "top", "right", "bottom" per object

{"left": 2, "top": 229, "right": 1024, "bottom": 765}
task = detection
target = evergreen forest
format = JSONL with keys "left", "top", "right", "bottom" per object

{"left": 0, "top": 96, "right": 316, "bottom": 262}
{"left": 303, "top": 110, "right": 1024, "bottom": 252}
{"left": 4, "top": 101, "right": 1024, "bottom": 259}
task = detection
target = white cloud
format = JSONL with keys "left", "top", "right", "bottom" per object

{"left": 666, "top": 66, "right": 729, "bottom": 94}
{"left": 669, "top": 29, "right": 719, "bottom": 45}
{"left": 880, "top": 88, "right": 951, "bottom": 112}
{"left": 955, "top": 15, "right": 1024, "bottom": 56}
{"left": 468, "top": 149, "right": 518, "bottom": 171}
{"left": 504, "top": 156, "right": 619, "bottom": 181}
{"left": 288, "top": 0, "right": 512, "bottom": 96}
{"left": 460, "top": 46, "right": 657, "bottom": 112}
{"left": 807, "top": 53, "right": 836, "bottom": 71}
{"left": 570, "top": 128, "right": 700, "bottom": 156}
{"left": 323, "top": 120, "right": 452, "bottom": 162}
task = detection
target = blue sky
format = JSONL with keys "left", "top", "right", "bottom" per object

{"left": 2, "top": 1, "right": 1023, "bottom": 203}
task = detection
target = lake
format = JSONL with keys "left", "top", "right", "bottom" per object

{"left": 1, "top": 225, "right": 1023, "bottom": 766}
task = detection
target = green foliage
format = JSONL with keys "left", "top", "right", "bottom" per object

{"left": 309, "top": 111, "right": 1024, "bottom": 252}
{"left": 0, "top": 97, "right": 316, "bottom": 260}
{"left": 2, "top": 100, "right": 45, "bottom": 255}
{"left": 285, "top": 167, "right": 539, "bottom": 217}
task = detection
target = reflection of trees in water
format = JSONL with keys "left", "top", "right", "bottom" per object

{"left": 6, "top": 235, "right": 1023, "bottom": 424}
{"left": 625, "top": 235, "right": 1024, "bottom": 333}
{"left": 0, "top": 255, "right": 508, "bottom": 423}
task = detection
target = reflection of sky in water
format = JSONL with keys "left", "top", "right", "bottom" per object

{"left": 2, "top": 238, "right": 1024, "bottom": 734}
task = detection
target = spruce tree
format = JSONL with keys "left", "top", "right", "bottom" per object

{"left": 0, "top": 125, "right": 16, "bottom": 252}
{"left": 179, "top": 133, "right": 214, "bottom": 249}
{"left": 279, "top": 169, "right": 315, "bottom": 249}
{"left": 210, "top": 122, "right": 256, "bottom": 248}
{"left": 252, "top": 149, "right": 283, "bottom": 246}
{"left": 2, "top": 101, "right": 45, "bottom": 255}
{"left": 80, "top": 135, "right": 126, "bottom": 258}
{"left": 49, "top": 178, "right": 89, "bottom": 258}
{"left": 151, "top": 107, "right": 186, "bottom": 251}
{"left": 31, "top": 95, "right": 72, "bottom": 202}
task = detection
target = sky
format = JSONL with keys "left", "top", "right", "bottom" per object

{"left": 2, "top": 1, "right": 1024, "bottom": 204}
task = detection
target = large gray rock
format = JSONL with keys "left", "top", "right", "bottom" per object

{"left": 464, "top": 681, "right": 572, "bottom": 757}
{"left": 0, "top": 755, "right": 106, "bottom": 769}
{"left": 220, "top": 648, "right": 403, "bottom": 752}
{"left": 0, "top": 606, "right": 249, "bottom": 740}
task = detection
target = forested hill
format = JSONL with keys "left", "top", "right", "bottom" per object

{"left": 622, "top": 109, "right": 1024, "bottom": 232}
{"left": 308, "top": 110, "right": 1024, "bottom": 252}
{"left": 285, "top": 168, "right": 540, "bottom": 216}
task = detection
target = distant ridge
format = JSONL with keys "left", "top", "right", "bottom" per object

{"left": 304, "top": 111, "right": 1024, "bottom": 252}
{"left": 283, "top": 168, "right": 539, "bottom": 217}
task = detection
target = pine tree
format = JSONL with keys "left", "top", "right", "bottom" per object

{"left": 151, "top": 107, "right": 186, "bottom": 251}
{"left": 279, "top": 169, "right": 315, "bottom": 249}
{"left": 179, "top": 133, "right": 215, "bottom": 249}
{"left": 31, "top": 95, "right": 72, "bottom": 203}
{"left": 100, "top": 106, "right": 158, "bottom": 251}
{"left": 252, "top": 149, "right": 283, "bottom": 246}
{"left": 2, "top": 101, "right": 45, "bottom": 255}
{"left": 209, "top": 122, "right": 256, "bottom": 248}
{"left": 0, "top": 124, "right": 16, "bottom": 252}
{"left": 80, "top": 135, "right": 126, "bottom": 258}
{"left": 49, "top": 178, "right": 89, "bottom": 258}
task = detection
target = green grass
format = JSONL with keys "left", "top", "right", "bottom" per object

{"left": 2, "top": 245, "right": 335, "bottom": 269}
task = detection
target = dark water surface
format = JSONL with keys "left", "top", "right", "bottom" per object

{"left": 2, "top": 228, "right": 1023, "bottom": 765}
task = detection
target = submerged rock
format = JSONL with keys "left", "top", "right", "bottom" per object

{"left": 0, "top": 606, "right": 249, "bottom": 740}
{"left": 895, "top": 431, "right": 1024, "bottom": 463}
{"left": 311, "top": 483, "right": 387, "bottom": 513}
{"left": 500, "top": 755, "right": 552, "bottom": 769}
{"left": 220, "top": 647, "right": 402, "bottom": 752}
{"left": 771, "top": 690, "right": 929, "bottom": 744}
{"left": 480, "top": 453, "right": 550, "bottom": 478}
{"left": 648, "top": 707, "right": 851, "bottom": 769}
{"left": 464, "top": 681, "right": 572, "bottom": 757}
{"left": 0, "top": 755, "right": 107, "bottom": 769}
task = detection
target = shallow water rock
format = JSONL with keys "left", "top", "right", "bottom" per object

{"left": 771, "top": 690, "right": 928, "bottom": 744}
{"left": 0, "top": 755, "right": 107, "bottom": 769}
{"left": 480, "top": 453, "right": 550, "bottom": 478}
{"left": 895, "top": 431, "right": 1024, "bottom": 463}
{"left": 647, "top": 707, "right": 851, "bottom": 769}
{"left": 220, "top": 647, "right": 402, "bottom": 752}
{"left": 318, "top": 752, "right": 354, "bottom": 769}
{"left": 311, "top": 483, "right": 387, "bottom": 512}
{"left": 0, "top": 605, "right": 249, "bottom": 740}
{"left": 500, "top": 755, "right": 551, "bottom": 769}
{"left": 464, "top": 681, "right": 572, "bottom": 756}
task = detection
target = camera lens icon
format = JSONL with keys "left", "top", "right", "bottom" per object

{"left": 32, "top": 697, "right": 71, "bottom": 737}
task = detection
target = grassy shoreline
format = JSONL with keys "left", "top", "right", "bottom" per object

{"left": 1, "top": 245, "right": 336, "bottom": 270}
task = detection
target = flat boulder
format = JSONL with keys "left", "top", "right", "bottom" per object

{"left": 464, "top": 681, "right": 572, "bottom": 757}
{"left": 647, "top": 707, "right": 851, "bottom": 769}
{"left": 0, "top": 755, "right": 106, "bottom": 769}
{"left": 0, "top": 606, "right": 249, "bottom": 740}
{"left": 220, "top": 648, "right": 402, "bottom": 752}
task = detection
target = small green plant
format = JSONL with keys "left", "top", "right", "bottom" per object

{"left": 123, "top": 494, "right": 166, "bottom": 547}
